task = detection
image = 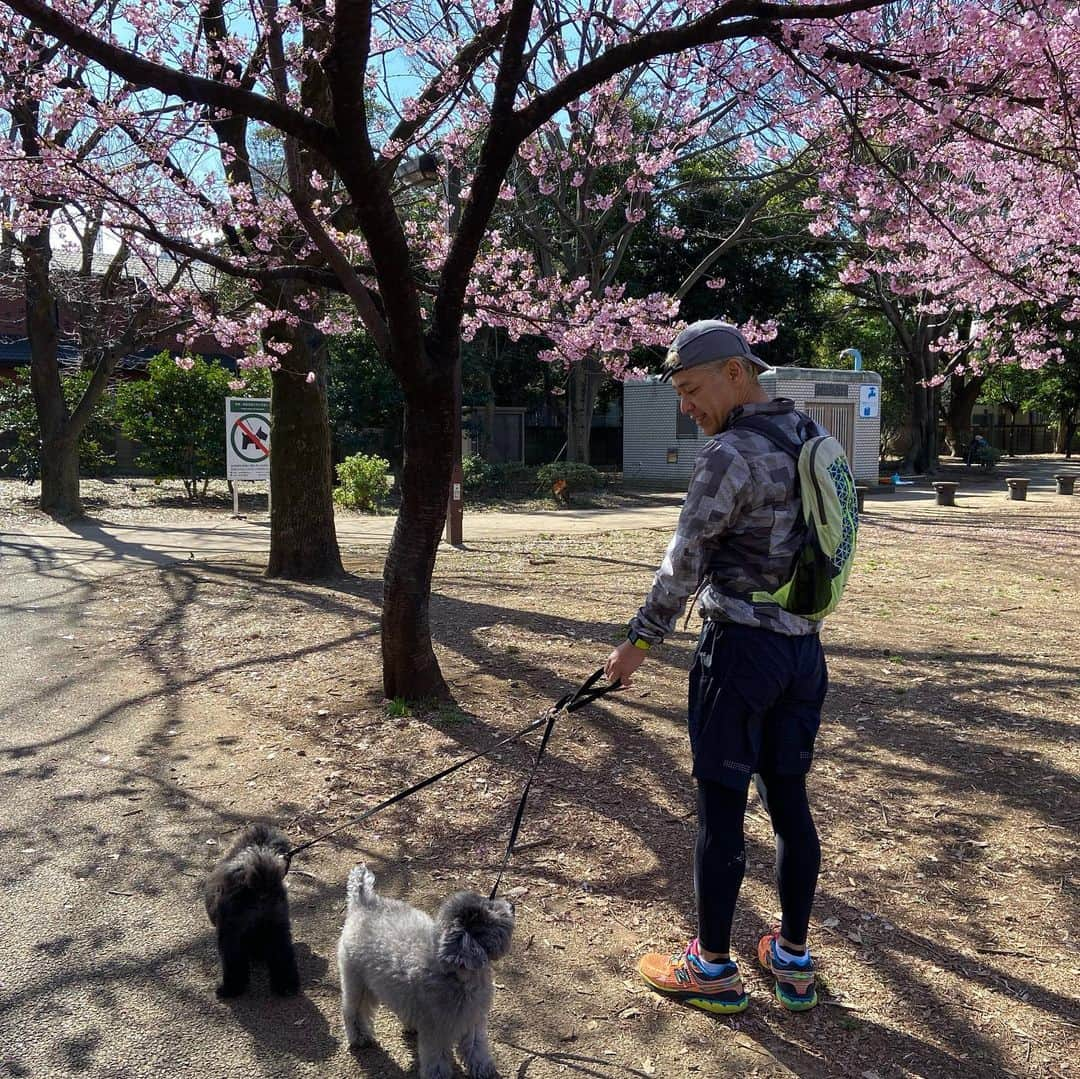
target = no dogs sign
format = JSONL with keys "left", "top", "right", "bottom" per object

{"left": 226, "top": 398, "right": 271, "bottom": 481}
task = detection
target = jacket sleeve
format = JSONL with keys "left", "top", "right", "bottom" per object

{"left": 627, "top": 439, "right": 751, "bottom": 645}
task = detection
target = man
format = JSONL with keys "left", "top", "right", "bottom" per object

{"left": 965, "top": 432, "right": 989, "bottom": 467}
{"left": 605, "top": 320, "right": 828, "bottom": 1014}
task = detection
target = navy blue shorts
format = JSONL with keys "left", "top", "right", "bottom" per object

{"left": 687, "top": 621, "right": 828, "bottom": 788}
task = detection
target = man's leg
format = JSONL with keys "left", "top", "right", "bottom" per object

{"left": 755, "top": 771, "right": 820, "bottom": 948}
{"left": 755, "top": 770, "right": 820, "bottom": 1010}
{"left": 694, "top": 778, "right": 750, "bottom": 960}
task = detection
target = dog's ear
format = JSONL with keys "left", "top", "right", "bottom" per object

{"left": 437, "top": 920, "right": 489, "bottom": 971}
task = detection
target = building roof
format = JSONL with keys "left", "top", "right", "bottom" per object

{"left": 0, "top": 335, "right": 238, "bottom": 374}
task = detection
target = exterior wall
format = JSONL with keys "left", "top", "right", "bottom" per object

{"left": 622, "top": 380, "right": 708, "bottom": 486}
{"left": 624, "top": 367, "right": 882, "bottom": 486}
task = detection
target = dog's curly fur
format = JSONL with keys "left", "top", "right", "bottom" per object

{"left": 337, "top": 864, "right": 515, "bottom": 1079}
{"left": 203, "top": 823, "right": 300, "bottom": 998}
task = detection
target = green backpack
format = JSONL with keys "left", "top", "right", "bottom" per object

{"left": 730, "top": 414, "right": 859, "bottom": 621}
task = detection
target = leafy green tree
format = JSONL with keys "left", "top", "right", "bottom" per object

{"left": 0, "top": 371, "right": 116, "bottom": 479}
{"left": 113, "top": 354, "right": 266, "bottom": 498}
{"left": 809, "top": 290, "right": 906, "bottom": 457}
{"left": 327, "top": 332, "right": 405, "bottom": 465}
{"left": 980, "top": 363, "right": 1044, "bottom": 457}
{"left": 1033, "top": 351, "right": 1080, "bottom": 457}
{"left": 629, "top": 161, "right": 839, "bottom": 366}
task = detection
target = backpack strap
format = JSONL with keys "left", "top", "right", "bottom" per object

{"left": 726, "top": 413, "right": 805, "bottom": 459}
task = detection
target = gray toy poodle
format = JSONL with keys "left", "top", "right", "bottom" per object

{"left": 337, "top": 864, "right": 516, "bottom": 1079}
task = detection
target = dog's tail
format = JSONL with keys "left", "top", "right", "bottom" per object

{"left": 346, "top": 864, "right": 377, "bottom": 910}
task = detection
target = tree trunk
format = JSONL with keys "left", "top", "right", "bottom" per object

{"left": 481, "top": 367, "right": 496, "bottom": 462}
{"left": 381, "top": 366, "right": 455, "bottom": 701}
{"left": 900, "top": 348, "right": 939, "bottom": 474}
{"left": 265, "top": 319, "right": 344, "bottom": 579}
{"left": 565, "top": 357, "right": 601, "bottom": 464}
{"left": 1059, "top": 408, "right": 1077, "bottom": 457}
{"left": 945, "top": 373, "right": 986, "bottom": 456}
{"left": 1004, "top": 406, "right": 1019, "bottom": 456}
{"left": 38, "top": 433, "right": 82, "bottom": 517}
{"left": 24, "top": 228, "right": 84, "bottom": 518}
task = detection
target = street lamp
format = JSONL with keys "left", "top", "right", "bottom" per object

{"left": 395, "top": 152, "right": 464, "bottom": 546}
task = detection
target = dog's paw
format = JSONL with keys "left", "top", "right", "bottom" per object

{"left": 343, "top": 1016, "right": 373, "bottom": 1049}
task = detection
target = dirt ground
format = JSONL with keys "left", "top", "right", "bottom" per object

{"left": 3, "top": 468, "right": 1078, "bottom": 1078}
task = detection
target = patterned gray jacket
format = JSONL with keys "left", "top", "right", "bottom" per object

{"left": 628, "top": 398, "right": 824, "bottom": 643}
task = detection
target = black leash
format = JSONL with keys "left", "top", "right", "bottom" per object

{"left": 284, "top": 669, "right": 621, "bottom": 879}
{"left": 488, "top": 667, "right": 619, "bottom": 899}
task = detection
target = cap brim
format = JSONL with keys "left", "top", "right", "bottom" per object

{"left": 658, "top": 354, "right": 769, "bottom": 380}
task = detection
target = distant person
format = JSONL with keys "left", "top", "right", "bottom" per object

{"left": 966, "top": 433, "right": 989, "bottom": 467}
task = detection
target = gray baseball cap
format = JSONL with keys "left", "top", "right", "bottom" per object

{"left": 659, "top": 320, "right": 769, "bottom": 381}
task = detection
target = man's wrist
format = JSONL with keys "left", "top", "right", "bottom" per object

{"left": 626, "top": 626, "right": 652, "bottom": 651}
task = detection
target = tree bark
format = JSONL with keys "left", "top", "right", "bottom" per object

{"left": 565, "top": 357, "right": 601, "bottom": 463}
{"left": 945, "top": 373, "right": 986, "bottom": 456}
{"left": 900, "top": 346, "right": 939, "bottom": 474}
{"left": 1057, "top": 408, "right": 1076, "bottom": 456}
{"left": 381, "top": 363, "right": 455, "bottom": 701}
{"left": 480, "top": 367, "right": 496, "bottom": 462}
{"left": 24, "top": 228, "right": 84, "bottom": 517}
{"left": 265, "top": 316, "right": 344, "bottom": 579}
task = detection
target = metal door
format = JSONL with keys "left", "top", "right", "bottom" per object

{"left": 804, "top": 401, "right": 855, "bottom": 462}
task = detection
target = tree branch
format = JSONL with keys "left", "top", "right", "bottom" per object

{"left": 2, "top": 0, "right": 335, "bottom": 157}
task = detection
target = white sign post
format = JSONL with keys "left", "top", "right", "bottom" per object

{"left": 859, "top": 384, "right": 880, "bottom": 419}
{"left": 225, "top": 398, "right": 271, "bottom": 516}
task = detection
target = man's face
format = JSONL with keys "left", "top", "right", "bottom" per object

{"left": 671, "top": 359, "right": 744, "bottom": 436}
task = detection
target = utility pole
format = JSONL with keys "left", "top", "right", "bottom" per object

{"left": 445, "top": 164, "right": 463, "bottom": 546}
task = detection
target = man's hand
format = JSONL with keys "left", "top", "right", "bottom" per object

{"left": 605, "top": 639, "right": 648, "bottom": 687}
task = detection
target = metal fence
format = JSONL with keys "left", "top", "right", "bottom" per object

{"left": 943, "top": 423, "right": 1059, "bottom": 455}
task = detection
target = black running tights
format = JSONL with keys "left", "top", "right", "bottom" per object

{"left": 694, "top": 772, "right": 821, "bottom": 955}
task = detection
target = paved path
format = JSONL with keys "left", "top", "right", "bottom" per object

{"left": 1, "top": 495, "right": 689, "bottom": 574}
{"left": 6, "top": 453, "right": 1076, "bottom": 572}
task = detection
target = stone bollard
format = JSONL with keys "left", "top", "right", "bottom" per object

{"left": 856, "top": 486, "right": 868, "bottom": 512}
{"left": 1054, "top": 473, "right": 1076, "bottom": 495}
{"left": 933, "top": 481, "right": 958, "bottom": 507}
{"left": 1005, "top": 477, "right": 1029, "bottom": 501}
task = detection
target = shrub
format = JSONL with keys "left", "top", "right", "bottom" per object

{"left": 113, "top": 352, "right": 234, "bottom": 497}
{"left": 333, "top": 452, "right": 393, "bottom": 511}
{"left": 462, "top": 453, "right": 499, "bottom": 494}
{"left": 0, "top": 372, "right": 117, "bottom": 479}
{"left": 462, "top": 456, "right": 539, "bottom": 497}
{"left": 536, "top": 461, "right": 604, "bottom": 501}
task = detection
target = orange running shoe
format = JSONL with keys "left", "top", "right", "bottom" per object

{"left": 637, "top": 939, "right": 748, "bottom": 1014}
{"left": 757, "top": 928, "right": 817, "bottom": 1011}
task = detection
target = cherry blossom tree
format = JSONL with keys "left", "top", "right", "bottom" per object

{"left": 801, "top": 1, "right": 1080, "bottom": 467}
{"left": 5, "top": 0, "right": 1078, "bottom": 697}
{"left": 0, "top": 33, "right": 206, "bottom": 515}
